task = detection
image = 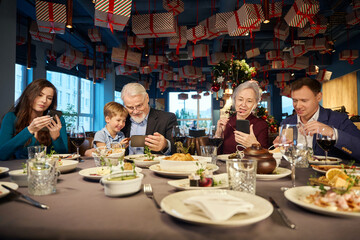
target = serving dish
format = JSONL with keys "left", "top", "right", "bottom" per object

{"left": 8, "top": 169, "right": 27, "bottom": 187}
{"left": 309, "top": 155, "right": 342, "bottom": 165}
{"left": 256, "top": 167, "right": 292, "bottom": 180}
{"left": 100, "top": 172, "right": 144, "bottom": 197}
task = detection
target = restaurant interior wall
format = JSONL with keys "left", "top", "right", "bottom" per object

{"left": 0, "top": 0, "right": 16, "bottom": 119}
{"left": 322, "top": 71, "right": 358, "bottom": 115}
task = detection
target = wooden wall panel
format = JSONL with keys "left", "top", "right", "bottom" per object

{"left": 322, "top": 71, "right": 358, "bottom": 115}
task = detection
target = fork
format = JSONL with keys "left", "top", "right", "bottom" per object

{"left": 143, "top": 184, "right": 164, "bottom": 213}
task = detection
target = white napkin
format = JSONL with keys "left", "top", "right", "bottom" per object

{"left": 183, "top": 194, "right": 254, "bottom": 221}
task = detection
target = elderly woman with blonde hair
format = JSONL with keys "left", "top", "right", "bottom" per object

{"left": 215, "top": 80, "right": 269, "bottom": 154}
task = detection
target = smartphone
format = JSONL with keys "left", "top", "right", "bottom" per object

{"left": 130, "top": 135, "right": 148, "bottom": 147}
{"left": 236, "top": 120, "right": 250, "bottom": 134}
{"left": 47, "top": 109, "right": 63, "bottom": 118}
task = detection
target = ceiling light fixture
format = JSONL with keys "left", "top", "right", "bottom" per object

{"left": 263, "top": 0, "right": 270, "bottom": 24}
{"left": 66, "top": 0, "right": 73, "bottom": 29}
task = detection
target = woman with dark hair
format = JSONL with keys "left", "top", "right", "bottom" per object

{"left": 0, "top": 79, "right": 68, "bottom": 160}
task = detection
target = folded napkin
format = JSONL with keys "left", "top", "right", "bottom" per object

{"left": 183, "top": 194, "right": 254, "bottom": 221}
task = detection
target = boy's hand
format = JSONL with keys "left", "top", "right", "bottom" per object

{"left": 145, "top": 132, "right": 167, "bottom": 152}
{"left": 120, "top": 138, "right": 130, "bottom": 148}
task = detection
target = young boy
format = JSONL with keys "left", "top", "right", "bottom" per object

{"left": 84, "top": 102, "right": 129, "bottom": 156}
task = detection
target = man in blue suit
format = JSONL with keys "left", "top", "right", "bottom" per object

{"left": 274, "top": 77, "right": 360, "bottom": 161}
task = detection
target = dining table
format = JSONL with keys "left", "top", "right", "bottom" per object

{"left": 0, "top": 157, "right": 358, "bottom": 240}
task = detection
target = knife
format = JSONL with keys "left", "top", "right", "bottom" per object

{"left": 1, "top": 184, "right": 49, "bottom": 210}
{"left": 269, "top": 197, "right": 296, "bottom": 229}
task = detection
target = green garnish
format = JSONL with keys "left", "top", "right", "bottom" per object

{"left": 174, "top": 142, "right": 194, "bottom": 154}
{"left": 144, "top": 146, "right": 155, "bottom": 160}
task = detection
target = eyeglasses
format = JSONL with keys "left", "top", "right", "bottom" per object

{"left": 125, "top": 103, "right": 145, "bottom": 112}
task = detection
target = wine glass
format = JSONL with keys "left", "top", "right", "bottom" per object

{"left": 208, "top": 125, "right": 224, "bottom": 148}
{"left": 279, "top": 124, "right": 306, "bottom": 189}
{"left": 172, "top": 125, "right": 186, "bottom": 153}
{"left": 70, "top": 126, "right": 85, "bottom": 162}
{"left": 316, "top": 126, "right": 336, "bottom": 161}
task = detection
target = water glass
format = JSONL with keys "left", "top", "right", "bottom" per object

{"left": 27, "top": 146, "right": 47, "bottom": 159}
{"left": 200, "top": 146, "right": 217, "bottom": 165}
{"left": 27, "top": 157, "right": 57, "bottom": 196}
{"left": 226, "top": 159, "right": 257, "bottom": 194}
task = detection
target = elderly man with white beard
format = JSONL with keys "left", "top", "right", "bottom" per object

{"left": 121, "top": 82, "right": 177, "bottom": 155}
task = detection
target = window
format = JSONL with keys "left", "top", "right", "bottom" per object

{"left": 47, "top": 71, "right": 94, "bottom": 131}
{"left": 169, "top": 92, "right": 212, "bottom": 130}
{"left": 114, "top": 91, "right": 123, "bottom": 105}
{"left": 14, "top": 64, "right": 26, "bottom": 102}
{"left": 282, "top": 96, "right": 294, "bottom": 119}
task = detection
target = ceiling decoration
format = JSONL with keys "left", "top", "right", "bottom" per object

{"left": 16, "top": 0, "right": 360, "bottom": 91}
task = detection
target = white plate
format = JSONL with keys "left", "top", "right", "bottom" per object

{"left": 8, "top": 169, "right": 27, "bottom": 187}
{"left": 161, "top": 189, "right": 273, "bottom": 226}
{"left": 149, "top": 164, "right": 219, "bottom": 178}
{"left": 284, "top": 186, "right": 360, "bottom": 218}
{"left": 125, "top": 154, "right": 161, "bottom": 168}
{"left": 0, "top": 167, "right": 10, "bottom": 175}
{"left": 309, "top": 155, "right": 342, "bottom": 165}
{"left": 217, "top": 154, "right": 234, "bottom": 161}
{"left": 157, "top": 155, "right": 212, "bottom": 163}
{"left": 168, "top": 173, "right": 229, "bottom": 190}
{"left": 79, "top": 167, "right": 142, "bottom": 180}
{"left": 0, "top": 182, "right": 19, "bottom": 198}
{"left": 58, "top": 160, "right": 79, "bottom": 173}
{"left": 256, "top": 167, "right": 292, "bottom": 180}
{"left": 311, "top": 165, "right": 360, "bottom": 175}
{"left": 53, "top": 154, "right": 81, "bottom": 160}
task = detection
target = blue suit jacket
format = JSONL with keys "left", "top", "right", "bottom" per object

{"left": 282, "top": 106, "right": 360, "bottom": 161}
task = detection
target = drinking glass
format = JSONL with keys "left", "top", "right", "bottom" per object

{"left": 27, "top": 145, "right": 47, "bottom": 159}
{"left": 226, "top": 159, "right": 256, "bottom": 194}
{"left": 316, "top": 126, "right": 336, "bottom": 161}
{"left": 70, "top": 126, "right": 85, "bottom": 161}
{"left": 200, "top": 145, "right": 218, "bottom": 165}
{"left": 27, "top": 156, "right": 57, "bottom": 195}
{"left": 279, "top": 124, "right": 306, "bottom": 188}
{"left": 172, "top": 125, "right": 186, "bottom": 153}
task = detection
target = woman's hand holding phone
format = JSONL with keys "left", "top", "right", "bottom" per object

{"left": 234, "top": 124, "right": 259, "bottom": 148}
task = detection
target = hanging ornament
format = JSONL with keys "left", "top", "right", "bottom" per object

{"left": 211, "top": 82, "right": 220, "bottom": 100}
{"left": 217, "top": 76, "right": 225, "bottom": 84}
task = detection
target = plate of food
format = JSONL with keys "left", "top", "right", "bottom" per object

{"left": 311, "top": 164, "right": 360, "bottom": 174}
{"left": 284, "top": 186, "right": 360, "bottom": 217}
{"left": 0, "top": 182, "right": 19, "bottom": 198}
{"left": 309, "top": 155, "right": 342, "bottom": 165}
{"left": 0, "top": 167, "right": 10, "bottom": 176}
{"left": 309, "top": 168, "right": 360, "bottom": 189}
{"left": 168, "top": 173, "right": 229, "bottom": 190}
{"left": 149, "top": 164, "right": 219, "bottom": 178}
{"left": 256, "top": 167, "right": 292, "bottom": 180}
{"left": 58, "top": 159, "right": 79, "bottom": 173}
{"left": 125, "top": 154, "right": 162, "bottom": 168}
{"left": 79, "top": 165, "right": 142, "bottom": 180}
{"left": 52, "top": 153, "right": 80, "bottom": 160}
{"left": 161, "top": 189, "right": 273, "bottom": 226}
{"left": 217, "top": 153, "right": 242, "bottom": 161}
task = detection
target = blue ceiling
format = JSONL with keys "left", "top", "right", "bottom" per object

{"left": 16, "top": 0, "right": 360, "bottom": 84}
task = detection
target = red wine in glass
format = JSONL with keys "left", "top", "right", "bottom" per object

{"left": 70, "top": 126, "right": 85, "bottom": 162}
{"left": 316, "top": 139, "right": 336, "bottom": 152}
{"left": 70, "top": 137, "right": 85, "bottom": 148}
{"left": 209, "top": 137, "right": 224, "bottom": 148}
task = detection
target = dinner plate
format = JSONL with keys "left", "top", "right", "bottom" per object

{"left": 0, "top": 167, "right": 10, "bottom": 176}
{"left": 149, "top": 164, "right": 219, "bottom": 178}
{"left": 309, "top": 155, "right": 342, "bottom": 165}
{"left": 168, "top": 173, "right": 229, "bottom": 190}
{"left": 58, "top": 160, "right": 79, "bottom": 173}
{"left": 79, "top": 167, "right": 142, "bottom": 180}
{"left": 256, "top": 167, "right": 292, "bottom": 180}
{"left": 157, "top": 155, "right": 212, "bottom": 163}
{"left": 217, "top": 154, "right": 234, "bottom": 161}
{"left": 161, "top": 189, "right": 273, "bottom": 226}
{"left": 284, "top": 186, "right": 360, "bottom": 218}
{"left": 311, "top": 165, "right": 360, "bottom": 175}
{"left": 52, "top": 154, "right": 81, "bottom": 160}
{"left": 125, "top": 154, "right": 161, "bottom": 168}
{"left": 0, "top": 182, "right": 19, "bottom": 198}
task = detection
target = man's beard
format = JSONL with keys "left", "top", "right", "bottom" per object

{"left": 131, "top": 113, "right": 146, "bottom": 123}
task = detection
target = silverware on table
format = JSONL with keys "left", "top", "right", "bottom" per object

{"left": 1, "top": 184, "right": 49, "bottom": 210}
{"left": 144, "top": 184, "right": 164, "bottom": 213}
{"left": 269, "top": 197, "right": 296, "bottom": 229}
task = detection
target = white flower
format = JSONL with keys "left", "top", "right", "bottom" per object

{"left": 217, "top": 76, "right": 224, "bottom": 83}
